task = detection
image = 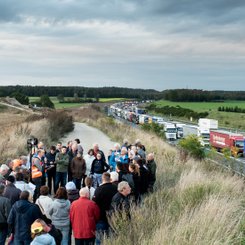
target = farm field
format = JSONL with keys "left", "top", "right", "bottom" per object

{"left": 154, "top": 100, "right": 245, "bottom": 112}
{"left": 151, "top": 100, "right": 245, "bottom": 130}
{"left": 29, "top": 97, "right": 127, "bottom": 109}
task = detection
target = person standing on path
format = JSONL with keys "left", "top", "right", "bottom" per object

{"left": 32, "top": 149, "right": 45, "bottom": 202}
{"left": 55, "top": 146, "right": 69, "bottom": 193}
{"left": 91, "top": 153, "right": 110, "bottom": 189}
{"left": 70, "top": 188, "right": 100, "bottom": 245}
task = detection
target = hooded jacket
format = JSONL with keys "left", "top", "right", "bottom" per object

{"left": 30, "top": 233, "right": 56, "bottom": 245}
{"left": 7, "top": 200, "right": 42, "bottom": 240}
{"left": 49, "top": 199, "right": 70, "bottom": 227}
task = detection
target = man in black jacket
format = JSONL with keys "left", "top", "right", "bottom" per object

{"left": 3, "top": 175, "right": 21, "bottom": 205}
{"left": 0, "top": 185, "right": 11, "bottom": 245}
{"left": 93, "top": 172, "right": 117, "bottom": 244}
{"left": 110, "top": 181, "right": 131, "bottom": 219}
{"left": 8, "top": 191, "right": 43, "bottom": 244}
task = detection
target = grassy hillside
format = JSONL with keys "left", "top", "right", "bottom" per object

{"left": 71, "top": 106, "right": 245, "bottom": 245}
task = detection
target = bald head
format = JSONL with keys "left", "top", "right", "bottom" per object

{"left": 147, "top": 153, "right": 154, "bottom": 161}
{"left": 79, "top": 188, "right": 89, "bottom": 198}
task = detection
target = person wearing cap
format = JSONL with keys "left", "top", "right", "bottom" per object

{"left": 8, "top": 191, "right": 43, "bottom": 244}
{"left": 31, "top": 219, "right": 55, "bottom": 245}
{"left": 3, "top": 175, "right": 21, "bottom": 205}
{"left": 70, "top": 188, "right": 100, "bottom": 245}
{"left": 65, "top": 181, "right": 79, "bottom": 203}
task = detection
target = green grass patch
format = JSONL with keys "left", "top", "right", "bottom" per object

{"left": 99, "top": 98, "right": 128, "bottom": 102}
{"left": 150, "top": 100, "right": 245, "bottom": 130}
{"left": 154, "top": 100, "right": 245, "bottom": 112}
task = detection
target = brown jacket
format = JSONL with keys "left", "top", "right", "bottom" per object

{"left": 70, "top": 157, "right": 86, "bottom": 179}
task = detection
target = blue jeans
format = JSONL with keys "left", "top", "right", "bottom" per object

{"left": 55, "top": 172, "right": 67, "bottom": 193}
{"left": 56, "top": 226, "right": 69, "bottom": 245}
{"left": 95, "top": 220, "right": 109, "bottom": 245}
{"left": 0, "top": 226, "right": 8, "bottom": 245}
{"left": 92, "top": 174, "right": 102, "bottom": 189}
{"left": 13, "top": 240, "right": 32, "bottom": 245}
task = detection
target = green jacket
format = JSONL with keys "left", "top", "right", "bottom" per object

{"left": 55, "top": 153, "right": 69, "bottom": 173}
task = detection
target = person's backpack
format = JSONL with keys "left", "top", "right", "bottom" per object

{"left": 122, "top": 173, "right": 135, "bottom": 190}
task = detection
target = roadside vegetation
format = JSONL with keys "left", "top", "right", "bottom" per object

{"left": 71, "top": 105, "right": 245, "bottom": 245}
{"left": 0, "top": 107, "right": 74, "bottom": 162}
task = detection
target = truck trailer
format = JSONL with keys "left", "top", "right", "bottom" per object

{"left": 210, "top": 130, "right": 244, "bottom": 156}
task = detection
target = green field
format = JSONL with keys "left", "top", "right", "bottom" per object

{"left": 151, "top": 100, "right": 245, "bottom": 130}
{"left": 29, "top": 97, "right": 127, "bottom": 109}
{"left": 154, "top": 100, "right": 245, "bottom": 112}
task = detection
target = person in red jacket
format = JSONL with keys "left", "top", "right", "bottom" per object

{"left": 70, "top": 187, "right": 100, "bottom": 245}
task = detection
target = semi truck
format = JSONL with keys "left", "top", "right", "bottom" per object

{"left": 210, "top": 130, "right": 244, "bottom": 156}
{"left": 197, "top": 118, "right": 218, "bottom": 146}
{"left": 164, "top": 123, "right": 177, "bottom": 141}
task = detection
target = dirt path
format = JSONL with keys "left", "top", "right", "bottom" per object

{"left": 61, "top": 122, "right": 116, "bottom": 158}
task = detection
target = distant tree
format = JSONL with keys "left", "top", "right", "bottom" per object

{"left": 10, "top": 91, "right": 29, "bottom": 105}
{"left": 74, "top": 92, "right": 80, "bottom": 102}
{"left": 40, "top": 95, "right": 54, "bottom": 108}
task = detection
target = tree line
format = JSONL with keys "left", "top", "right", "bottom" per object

{"left": 218, "top": 106, "right": 245, "bottom": 113}
{"left": 0, "top": 86, "right": 160, "bottom": 100}
{"left": 1, "top": 86, "right": 245, "bottom": 102}
{"left": 146, "top": 104, "right": 209, "bottom": 120}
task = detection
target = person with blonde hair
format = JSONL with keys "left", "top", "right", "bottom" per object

{"left": 30, "top": 219, "right": 55, "bottom": 245}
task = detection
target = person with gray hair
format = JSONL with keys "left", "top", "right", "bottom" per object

{"left": 110, "top": 181, "right": 131, "bottom": 218}
{"left": 0, "top": 164, "right": 9, "bottom": 185}
{"left": 70, "top": 187, "right": 100, "bottom": 245}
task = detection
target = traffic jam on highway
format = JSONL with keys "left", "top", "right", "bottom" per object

{"left": 108, "top": 102, "right": 245, "bottom": 157}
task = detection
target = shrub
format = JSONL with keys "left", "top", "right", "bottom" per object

{"left": 47, "top": 110, "right": 74, "bottom": 141}
{"left": 178, "top": 135, "right": 205, "bottom": 160}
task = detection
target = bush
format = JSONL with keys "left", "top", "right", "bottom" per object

{"left": 47, "top": 111, "right": 74, "bottom": 141}
{"left": 141, "top": 122, "right": 165, "bottom": 138}
{"left": 178, "top": 135, "right": 205, "bottom": 160}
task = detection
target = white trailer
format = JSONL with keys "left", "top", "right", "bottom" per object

{"left": 164, "top": 123, "right": 177, "bottom": 140}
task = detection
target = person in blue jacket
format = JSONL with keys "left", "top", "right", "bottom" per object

{"left": 109, "top": 143, "right": 121, "bottom": 171}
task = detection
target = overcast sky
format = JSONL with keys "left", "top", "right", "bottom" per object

{"left": 0, "top": 0, "right": 245, "bottom": 91}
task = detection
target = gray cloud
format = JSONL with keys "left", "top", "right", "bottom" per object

{"left": 0, "top": 0, "right": 245, "bottom": 90}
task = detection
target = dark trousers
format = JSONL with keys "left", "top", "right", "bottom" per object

{"left": 73, "top": 178, "right": 82, "bottom": 190}
{"left": 95, "top": 220, "right": 109, "bottom": 245}
{"left": 55, "top": 172, "right": 67, "bottom": 193}
{"left": 32, "top": 177, "right": 42, "bottom": 202}
{"left": 0, "top": 226, "right": 8, "bottom": 245}
{"left": 75, "top": 237, "right": 95, "bottom": 245}
{"left": 47, "top": 168, "right": 56, "bottom": 194}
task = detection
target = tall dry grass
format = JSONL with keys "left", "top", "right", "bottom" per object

{"left": 73, "top": 106, "right": 245, "bottom": 245}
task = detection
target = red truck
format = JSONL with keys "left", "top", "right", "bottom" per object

{"left": 210, "top": 130, "right": 244, "bottom": 156}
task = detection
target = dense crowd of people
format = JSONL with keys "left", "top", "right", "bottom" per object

{"left": 0, "top": 138, "right": 157, "bottom": 245}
